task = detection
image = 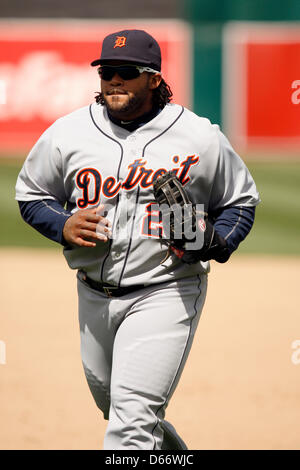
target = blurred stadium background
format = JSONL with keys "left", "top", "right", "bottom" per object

{"left": 1, "top": 0, "right": 300, "bottom": 451}
{"left": 0, "top": 0, "right": 299, "bottom": 253}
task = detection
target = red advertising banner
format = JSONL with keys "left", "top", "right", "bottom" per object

{"left": 0, "top": 19, "right": 192, "bottom": 155}
{"left": 222, "top": 22, "right": 300, "bottom": 155}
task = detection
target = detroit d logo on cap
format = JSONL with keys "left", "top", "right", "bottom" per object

{"left": 114, "top": 36, "right": 127, "bottom": 48}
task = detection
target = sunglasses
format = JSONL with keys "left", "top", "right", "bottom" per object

{"left": 97, "top": 64, "right": 160, "bottom": 81}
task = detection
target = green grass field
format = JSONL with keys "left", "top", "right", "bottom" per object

{"left": 0, "top": 159, "right": 59, "bottom": 249}
{"left": 1, "top": 158, "right": 299, "bottom": 254}
{"left": 238, "top": 160, "right": 300, "bottom": 255}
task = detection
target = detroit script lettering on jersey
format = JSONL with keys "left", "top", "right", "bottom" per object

{"left": 75, "top": 155, "right": 199, "bottom": 209}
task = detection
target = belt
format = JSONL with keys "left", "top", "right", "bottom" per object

{"left": 81, "top": 273, "right": 146, "bottom": 298}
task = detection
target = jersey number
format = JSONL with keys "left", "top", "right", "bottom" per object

{"left": 141, "top": 203, "right": 163, "bottom": 238}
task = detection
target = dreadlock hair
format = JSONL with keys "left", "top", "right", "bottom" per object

{"left": 152, "top": 78, "right": 173, "bottom": 109}
{"left": 94, "top": 77, "right": 173, "bottom": 109}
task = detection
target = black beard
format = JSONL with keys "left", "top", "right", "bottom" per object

{"left": 102, "top": 82, "right": 150, "bottom": 119}
{"left": 103, "top": 94, "right": 146, "bottom": 119}
{"left": 108, "top": 97, "right": 136, "bottom": 114}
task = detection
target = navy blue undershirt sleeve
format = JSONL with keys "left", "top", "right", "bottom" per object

{"left": 19, "top": 199, "right": 255, "bottom": 255}
{"left": 211, "top": 206, "right": 256, "bottom": 255}
{"left": 18, "top": 199, "right": 72, "bottom": 246}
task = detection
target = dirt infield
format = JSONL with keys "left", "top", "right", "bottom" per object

{"left": 0, "top": 248, "right": 299, "bottom": 450}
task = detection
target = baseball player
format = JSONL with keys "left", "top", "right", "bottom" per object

{"left": 15, "top": 29, "right": 260, "bottom": 450}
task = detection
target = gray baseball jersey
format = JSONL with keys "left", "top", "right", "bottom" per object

{"left": 16, "top": 102, "right": 259, "bottom": 286}
{"left": 16, "top": 101, "right": 260, "bottom": 450}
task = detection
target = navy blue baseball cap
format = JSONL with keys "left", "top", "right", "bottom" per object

{"left": 90, "top": 29, "right": 161, "bottom": 72}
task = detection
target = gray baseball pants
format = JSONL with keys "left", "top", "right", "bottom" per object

{"left": 77, "top": 273, "right": 208, "bottom": 450}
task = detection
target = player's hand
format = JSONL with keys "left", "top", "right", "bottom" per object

{"left": 62, "top": 205, "right": 112, "bottom": 247}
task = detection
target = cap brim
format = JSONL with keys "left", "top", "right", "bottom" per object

{"left": 91, "top": 58, "right": 156, "bottom": 67}
{"left": 91, "top": 59, "right": 101, "bottom": 67}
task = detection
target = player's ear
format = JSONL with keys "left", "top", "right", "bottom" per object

{"left": 149, "top": 73, "right": 162, "bottom": 90}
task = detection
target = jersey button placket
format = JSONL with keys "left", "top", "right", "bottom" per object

{"left": 115, "top": 135, "right": 140, "bottom": 280}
